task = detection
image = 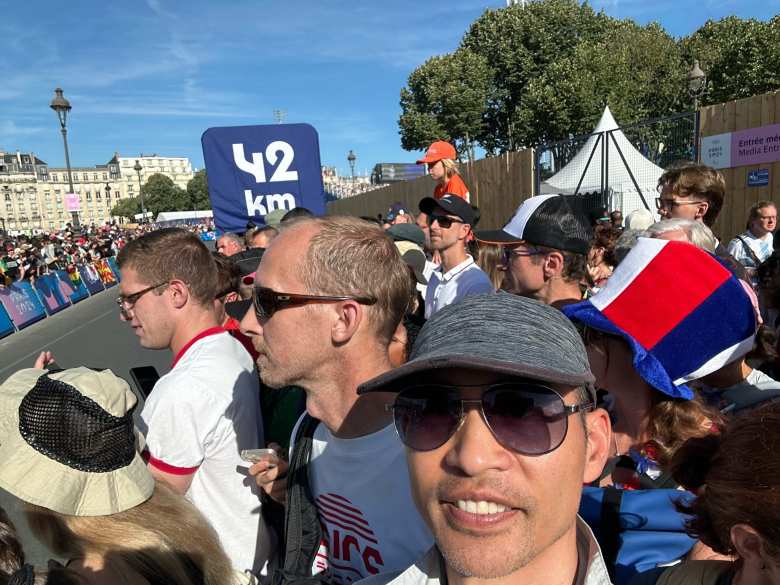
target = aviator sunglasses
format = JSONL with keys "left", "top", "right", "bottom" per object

{"left": 388, "top": 382, "right": 594, "bottom": 455}
{"left": 252, "top": 286, "right": 377, "bottom": 320}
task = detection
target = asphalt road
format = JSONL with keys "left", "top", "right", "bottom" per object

{"left": 0, "top": 286, "right": 173, "bottom": 565}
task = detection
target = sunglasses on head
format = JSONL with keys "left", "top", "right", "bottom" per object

{"left": 427, "top": 214, "right": 463, "bottom": 229}
{"left": 388, "top": 381, "right": 594, "bottom": 455}
{"left": 252, "top": 286, "right": 377, "bottom": 320}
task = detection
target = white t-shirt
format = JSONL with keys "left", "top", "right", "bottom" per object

{"left": 139, "top": 328, "right": 271, "bottom": 574}
{"left": 727, "top": 230, "right": 773, "bottom": 269}
{"left": 424, "top": 256, "right": 494, "bottom": 319}
{"left": 290, "top": 417, "right": 433, "bottom": 583}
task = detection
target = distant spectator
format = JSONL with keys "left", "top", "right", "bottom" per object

{"left": 610, "top": 209, "right": 624, "bottom": 229}
{"left": 248, "top": 226, "right": 278, "bottom": 249}
{"left": 419, "top": 195, "right": 493, "bottom": 318}
{"left": 474, "top": 241, "right": 507, "bottom": 290}
{"left": 477, "top": 194, "right": 591, "bottom": 309}
{"left": 588, "top": 224, "right": 621, "bottom": 290}
{"left": 657, "top": 162, "right": 725, "bottom": 228}
{"left": 216, "top": 232, "right": 246, "bottom": 257}
{"left": 417, "top": 141, "right": 470, "bottom": 202}
{"left": 625, "top": 208, "right": 655, "bottom": 231}
{"left": 645, "top": 219, "right": 718, "bottom": 253}
{"left": 728, "top": 201, "right": 776, "bottom": 286}
{"left": 383, "top": 203, "right": 415, "bottom": 228}
{"left": 589, "top": 207, "right": 612, "bottom": 228}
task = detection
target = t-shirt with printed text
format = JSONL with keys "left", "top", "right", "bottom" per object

{"left": 290, "top": 416, "right": 433, "bottom": 584}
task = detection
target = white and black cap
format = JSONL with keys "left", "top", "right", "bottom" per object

{"left": 476, "top": 194, "right": 592, "bottom": 255}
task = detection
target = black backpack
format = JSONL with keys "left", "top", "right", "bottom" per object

{"left": 271, "top": 414, "right": 329, "bottom": 585}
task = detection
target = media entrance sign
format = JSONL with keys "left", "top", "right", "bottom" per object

{"left": 201, "top": 123, "right": 325, "bottom": 232}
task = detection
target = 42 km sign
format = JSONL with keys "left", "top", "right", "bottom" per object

{"left": 201, "top": 123, "right": 326, "bottom": 232}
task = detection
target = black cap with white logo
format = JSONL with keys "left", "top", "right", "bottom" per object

{"left": 476, "top": 194, "right": 592, "bottom": 255}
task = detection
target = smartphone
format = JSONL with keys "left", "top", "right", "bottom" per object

{"left": 129, "top": 366, "right": 160, "bottom": 399}
{"left": 240, "top": 448, "right": 279, "bottom": 467}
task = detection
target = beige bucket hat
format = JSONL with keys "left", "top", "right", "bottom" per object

{"left": 0, "top": 367, "right": 154, "bottom": 516}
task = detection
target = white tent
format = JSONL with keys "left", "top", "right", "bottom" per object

{"left": 155, "top": 210, "right": 213, "bottom": 225}
{"left": 541, "top": 106, "right": 662, "bottom": 218}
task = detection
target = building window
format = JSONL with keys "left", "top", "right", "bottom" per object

{"left": 103, "top": 173, "right": 108, "bottom": 180}
{"left": 3, "top": 194, "right": 9, "bottom": 201}
{"left": 86, "top": 192, "right": 91, "bottom": 201}
{"left": 5, "top": 204, "right": 12, "bottom": 211}
{"left": 51, "top": 174, "right": 58, "bottom": 182}
{"left": 96, "top": 191, "right": 101, "bottom": 200}
{"left": 54, "top": 190, "right": 61, "bottom": 195}
{"left": 82, "top": 173, "right": 89, "bottom": 181}
{"left": 93, "top": 173, "right": 98, "bottom": 180}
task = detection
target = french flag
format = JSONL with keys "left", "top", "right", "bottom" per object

{"left": 564, "top": 238, "right": 757, "bottom": 399}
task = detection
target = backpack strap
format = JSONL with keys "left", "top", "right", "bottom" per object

{"left": 598, "top": 487, "right": 623, "bottom": 584}
{"left": 274, "top": 414, "right": 324, "bottom": 584}
{"left": 736, "top": 235, "right": 762, "bottom": 267}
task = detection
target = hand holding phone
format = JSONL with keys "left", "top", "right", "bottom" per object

{"left": 240, "top": 448, "right": 279, "bottom": 468}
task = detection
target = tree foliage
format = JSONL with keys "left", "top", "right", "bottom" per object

{"left": 110, "top": 197, "right": 140, "bottom": 220}
{"left": 187, "top": 169, "right": 211, "bottom": 210}
{"left": 399, "top": 48, "right": 491, "bottom": 157}
{"left": 398, "top": 2, "right": 780, "bottom": 155}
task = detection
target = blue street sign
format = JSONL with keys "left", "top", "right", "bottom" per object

{"left": 748, "top": 168, "right": 769, "bottom": 187}
{"left": 201, "top": 123, "right": 326, "bottom": 232}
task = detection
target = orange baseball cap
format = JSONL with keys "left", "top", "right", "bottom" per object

{"left": 416, "top": 141, "right": 457, "bottom": 164}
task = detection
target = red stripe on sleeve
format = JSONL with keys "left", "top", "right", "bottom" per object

{"left": 146, "top": 454, "right": 200, "bottom": 476}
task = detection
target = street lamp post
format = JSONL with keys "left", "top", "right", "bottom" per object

{"left": 133, "top": 160, "right": 147, "bottom": 223}
{"left": 49, "top": 88, "right": 79, "bottom": 228}
{"left": 105, "top": 183, "right": 111, "bottom": 224}
{"left": 347, "top": 150, "right": 356, "bottom": 183}
{"left": 687, "top": 60, "right": 707, "bottom": 162}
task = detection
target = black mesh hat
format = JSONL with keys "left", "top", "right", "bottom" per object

{"left": 0, "top": 368, "right": 153, "bottom": 516}
{"left": 476, "top": 194, "right": 592, "bottom": 255}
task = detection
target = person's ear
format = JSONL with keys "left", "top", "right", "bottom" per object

{"left": 582, "top": 406, "right": 611, "bottom": 484}
{"left": 695, "top": 200, "right": 710, "bottom": 221}
{"left": 168, "top": 280, "right": 189, "bottom": 309}
{"left": 543, "top": 251, "right": 564, "bottom": 277}
{"left": 331, "top": 300, "right": 363, "bottom": 345}
{"left": 731, "top": 524, "right": 767, "bottom": 569}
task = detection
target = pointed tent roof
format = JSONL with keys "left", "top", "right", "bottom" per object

{"left": 541, "top": 106, "right": 664, "bottom": 196}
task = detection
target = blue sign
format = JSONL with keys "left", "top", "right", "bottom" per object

{"left": 748, "top": 168, "right": 769, "bottom": 187}
{"left": 34, "top": 274, "right": 71, "bottom": 315}
{"left": 201, "top": 123, "right": 325, "bottom": 232}
{"left": 107, "top": 257, "right": 122, "bottom": 281}
{"left": 54, "top": 270, "right": 90, "bottom": 304}
{"left": 0, "top": 282, "right": 47, "bottom": 329}
{"left": 79, "top": 265, "right": 105, "bottom": 295}
{"left": 0, "top": 302, "right": 14, "bottom": 339}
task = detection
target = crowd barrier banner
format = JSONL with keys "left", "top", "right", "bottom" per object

{"left": 107, "top": 257, "right": 121, "bottom": 281}
{"left": 79, "top": 264, "right": 105, "bottom": 295}
{"left": 35, "top": 274, "right": 71, "bottom": 315}
{"left": 0, "top": 282, "right": 47, "bottom": 329}
{"left": 54, "top": 270, "right": 90, "bottom": 304}
{"left": 95, "top": 259, "right": 117, "bottom": 287}
{"left": 0, "top": 302, "right": 15, "bottom": 339}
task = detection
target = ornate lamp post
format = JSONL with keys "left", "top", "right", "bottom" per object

{"left": 133, "top": 160, "right": 147, "bottom": 223}
{"left": 347, "top": 150, "right": 356, "bottom": 183}
{"left": 49, "top": 88, "right": 79, "bottom": 227}
{"left": 687, "top": 60, "right": 707, "bottom": 161}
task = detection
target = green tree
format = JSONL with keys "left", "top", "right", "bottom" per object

{"left": 681, "top": 16, "right": 780, "bottom": 107}
{"left": 521, "top": 21, "right": 686, "bottom": 145}
{"left": 110, "top": 197, "right": 141, "bottom": 220}
{"left": 460, "top": 0, "right": 619, "bottom": 152}
{"left": 186, "top": 169, "right": 211, "bottom": 210}
{"left": 141, "top": 173, "right": 190, "bottom": 215}
{"left": 399, "top": 48, "right": 491, "bottom": 157}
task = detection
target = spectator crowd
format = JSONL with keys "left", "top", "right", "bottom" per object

{"left": 1, "top": 142, "right": 780, "bottom": 585}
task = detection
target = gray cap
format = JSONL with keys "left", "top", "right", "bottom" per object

{"left": 359, "top": 293, "right": 594, "bottom": 394}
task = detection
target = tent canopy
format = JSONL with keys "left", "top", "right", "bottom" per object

{"left": 541, "top": 106, "right": 664, "bottom": 199}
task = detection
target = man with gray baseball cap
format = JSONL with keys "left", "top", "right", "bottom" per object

{"left": 357, "top": 293, "right": 612, "bottom": 585}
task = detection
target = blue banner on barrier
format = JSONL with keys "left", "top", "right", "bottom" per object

{"left": 54, "top": 270, "right": 89, "bottom": 304}
{"left": 35, "top": 274, "right": 71, "bottom": 315}
{"left": 0, "top": 302, "right": 14, "bottom": 339}
{"left": 107, "top": 257, "right": 121, "bottom": 281}
{"left": 0, "top": 282, "right": 47, "bottom": 329}
{"left": 79, "top": 264, "right": 105, "bottom": 295}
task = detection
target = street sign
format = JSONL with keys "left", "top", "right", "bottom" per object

{"left": 748, "top": 169, "right": 769, "bottom": 187}
{"left": 64, "top": 192, "right": 80, "bottom": 212}
{"left": 201, "top": 123, "right": 325, "bottom": 232}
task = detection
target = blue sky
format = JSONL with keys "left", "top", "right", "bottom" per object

{"left": 0, "top": 0, "right": 775, "bottom": 177}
